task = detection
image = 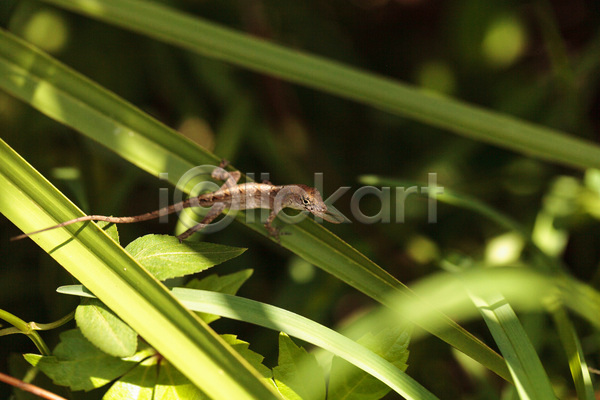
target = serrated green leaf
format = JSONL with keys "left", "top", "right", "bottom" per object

{"left": 104, "top": 357, "right": 158, "bottom": 400}
{"left": 22, "top": 354, "right": 42, "bottom": 368}
{"left": 186, "top": 270, "right": 253, "bottom": 324}
{"left": 124, "top": 235, "right": 246, "bottom": 281}
{"left": 23, "top": 329, "right": 137, "bottom": 391}
{"left": 75, "top": 298, "right": 137, "bottom": 358}
{"left": 221, "top": 334, "right": 273, "bottom": 382}
{"left": 103, "top": 345, "right": 159, "bottom": 400}
{"left": 156, "top": 361, "right": 207, "bottom": 400}
{"left": 273, "top": 333, "right": 326, "bottom": 400}
{"left": 328, "top": 327, "right": 410, "bottom": 400}
{"left": 186, "top": 270, "right": 253, "bottom": 294}
{"left": 151, "top": 335, "right": 271, "bottom": 400}
{"left": 97, "top": 221, "right": 120, "bottom": 244}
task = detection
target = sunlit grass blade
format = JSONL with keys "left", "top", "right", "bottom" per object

{"left": 57, "top": 285, "right": 438, "bottom": 400}
{"left": 550, "top": 307, "right": 595, "bottom": 400}
{"left": 39, "top": 0, "right": 600, "bottom": 170}
{"left": 0, "top": 29, "right": 508, "bottom": 380}
{"left": 468, "top": 290, "right": 555, "bottom": 399}
{"left": 0, "top": 140, "right": 280, "bottom": 399}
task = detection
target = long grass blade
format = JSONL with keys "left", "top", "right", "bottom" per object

{"left": 38, "top": 0, "right": 600, "bottom": 170}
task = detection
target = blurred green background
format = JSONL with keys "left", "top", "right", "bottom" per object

{"left": 1, "top": 0, "right": 600, "bottom": 398}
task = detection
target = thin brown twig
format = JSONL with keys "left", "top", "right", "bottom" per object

{"left": 0, "top": 371, "right": 67, "bottom": 400}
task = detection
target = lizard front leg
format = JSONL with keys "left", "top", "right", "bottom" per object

{"left": 265, "top": 211, "right": 279, "bottom": 238}
{"left": 264, "top": 210, "right": 291, "bottom": 242}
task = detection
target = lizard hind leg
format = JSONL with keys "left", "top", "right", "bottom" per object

{"left": 178, "top": 160, "right": 240, "bottom": 242}
{"left": 176, "top": 203, "right": 227, "bottom": 242}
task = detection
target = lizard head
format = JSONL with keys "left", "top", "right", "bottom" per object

{"left": 279, "top": 185, "right": 344, "bottom": 223}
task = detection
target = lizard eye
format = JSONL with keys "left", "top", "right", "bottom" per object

{"left": 301, "top": 196, "right": 310, "bottom": 206}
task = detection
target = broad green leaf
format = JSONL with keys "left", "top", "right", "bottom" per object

{"left": 75, "top": 298, "right": 137, "bottom": 358}
{"left": 186, "top": 270, "right": 254, "bottom": 324}
{"left": 186, "top": 270, "right": 254, "bottom": 294}
{"left": 156, "top": 362, "right": 206, "bottom": 400}
{"left": 97, "top": 221, "right": 120, "bottom": 244}
{"left": 103, "top": 355, "right": 158, "bottom": 400}
{"left": 133, "top": 335, "right": 272, "bottom": 400}
{"left": 221, "top": 334, "right": 273, "bottom": 382}
{"left": 273, "top": 333, "right": 326, "bottom": 400}
{"left": 327, "top": 327, "right": 410, "bottom": 400}
{"left": 23, "top": 329, "right": 139, "bottom": 391}
{"left": 104, "top": 344, "right": 206, "bottom": 400}
{"left": 124, "top": 235, "right": 246, "bottom": 281}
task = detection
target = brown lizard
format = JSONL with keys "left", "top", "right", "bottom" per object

{"left": 11, "top": 161, "right": 343, "bottom": 242}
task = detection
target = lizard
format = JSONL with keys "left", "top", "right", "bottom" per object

{"left": 11, "top": 161, "right": 344, "bottom": 242}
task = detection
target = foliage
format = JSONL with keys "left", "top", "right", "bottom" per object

{"left": 1, "top": 0, "right": 600, "bottom": 399}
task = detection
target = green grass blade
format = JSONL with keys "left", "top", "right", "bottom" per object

{"left": 468, "top": 290, "right": 555, "bottom": 399}
{"left": 550, "top": 307, "right": 595, "bottom": 400}
{"left": 57, "top": 285, "right": 438, "bottom": 400}
{"left": 0, "top": 140, "right": 280, "bottom": 399}
{"left": 39, "top": 0, "right": 600, "bottom": 170}
{"left": 0, "top": 29, "right": 509, "bottom": 381}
